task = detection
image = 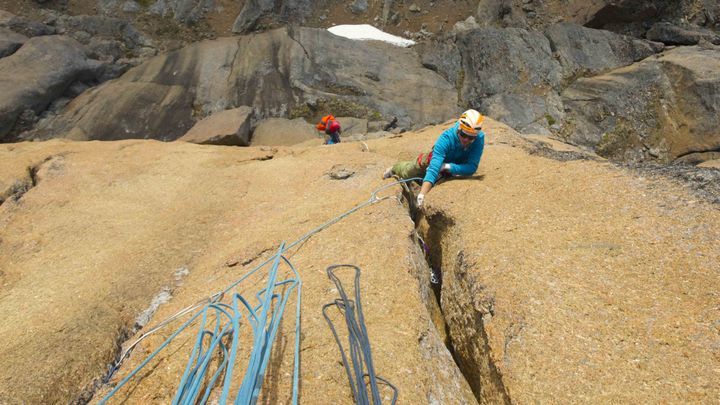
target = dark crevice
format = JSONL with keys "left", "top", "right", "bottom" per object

{"left": 77, "top": 273, "right": 187, "bottom": 404}
{"left": 287, "top": 26, "right": 312, "bottom": 62}
{"left": 72, "top": 324, "right": 137, "bottom": 405}
{"left": 0, "top": 162, "right": 42, "bottom": 207}
{"left": 400, "top": 183, "right": 511, "bottom": 404}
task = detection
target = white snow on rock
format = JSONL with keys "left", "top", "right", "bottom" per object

{"left": 327, "top": 24, "right": 415, "bottom": 47}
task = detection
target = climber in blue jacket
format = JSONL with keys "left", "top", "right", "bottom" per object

{"left": 383, "top": 109, "right": 485, "bottom": 207}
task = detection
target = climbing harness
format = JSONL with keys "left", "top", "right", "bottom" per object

{"left": 101, "top": 178, "right": 421, "bottom": 404}
{"left": 323, "top": 265, "right": 399, "bottom": 405}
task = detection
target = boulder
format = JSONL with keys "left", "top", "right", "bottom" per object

{"left": 646, "top": 22, "right": 720, "bottom": 45}
{"left": 179, "top": 106, "right": 254, "bottom": 146}
{"left": 0, "top": 36, "right": 101, "bottom": 141}
{"left": 336, "top": 116, "right": 368, "bottom": 135}
{"left": 0, "top": 27, "right": 27, "bottom": 58}
{"left": 560, "top": 46, "right": 720, "bottom": 163}
{"left": 250, "top": 117, "right": 317, "bottom": 146}
{"left": 0, "top": 10, "right": 56, "bottom": 37}
{"left": 453, "top": 16, "right": 480, "bottom": 32}
{"left": 545, "top": 22, "right": 662, "bottom": 80}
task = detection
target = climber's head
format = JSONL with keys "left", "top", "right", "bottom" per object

{"left": 457, "top": 109, "right": 484, "bottom": 146}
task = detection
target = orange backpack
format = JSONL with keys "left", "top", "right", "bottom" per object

{"left": 316, "top": 115, "right": 335, "bottom": 131}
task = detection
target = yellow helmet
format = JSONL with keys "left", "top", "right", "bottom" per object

{"left": 458, "top": 109, "right": 484, "bottom": 136}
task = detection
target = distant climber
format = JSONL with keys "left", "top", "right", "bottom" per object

{"left": 383, "top": 109, "right": 485, "bottom": 207}
{"left": 317, "top": 115, "right": 342, "bottom": 145}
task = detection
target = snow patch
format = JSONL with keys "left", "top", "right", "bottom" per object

{"left": 327, "top": 24, "right": 415, "bottom": 47}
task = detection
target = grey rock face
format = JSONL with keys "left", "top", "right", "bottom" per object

{"left": 646, "top": 22, "right": 720, "bottom": 45}
{"left": 0, "top": 36, "right": 101, "bottom": 141}
{"left": 350, "top": 0, "right": 369, "bottom": 14}
{"left": 480, "top": 92, "right": 564, "bottom": 134}
{"left": 54, "top": 15, "right": 152, "bottom": 50}
{"left": 100, "top": 0, "right": 217, "bottom": 25}
{"left": 33, "top": 28, "right": 457, "bottom": 142}
{"left": 456, "top": 27, "right": 562, "bottom": 132}
{"left": 232, "top": 0, "right": 313, "bottom": 34}
{"left": 151, "top": 0, "right": 216, "bottom": 25}
{"left": 458, "top": 27, "right": 562, "bottom": 101}
{"left": 232, "top": 0, "right": 275, "bottom": 33}
{"left": 545, "top": 23, "right": 662, "bottom": 81}
{"left": 0, "top": 10, "right": 56, "bottom": 37}
{"left": 561, "top": 46, "right": 720, "bottom": 163}
{"left": 415, "top": 37, "right": 462, "bottom": 87}
{"left": 291, "top": 27, "right": 457, "bottom": 128}
{"left": 0, "top": 28, "right": 27, "bottom": 58}
{"left": 474, "top": 0, "right": 720, "bottom": 39}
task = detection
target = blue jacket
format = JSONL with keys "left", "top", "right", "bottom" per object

{"left": 424, "top": 122, "right": 485, "bottom": 185}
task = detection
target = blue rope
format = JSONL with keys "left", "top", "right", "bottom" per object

{"left": 323, "top": 264, "right": 399, "bottom": 404}
{"left": 100, "top": 244, "right": 301, "bottom": 405}
{"left": 101, "top": 178, "right": 419, "bottom": 404}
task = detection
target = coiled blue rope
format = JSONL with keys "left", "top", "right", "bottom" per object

{"left": 323, "top": 264, "right": 399, "bottom": 404}
{"left": 101, "top": 178, "right": 420, "bottom": 404}
{"left": 100, "top": 244, "right": 301, "bottom": 405}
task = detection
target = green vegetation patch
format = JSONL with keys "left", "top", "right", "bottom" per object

{"left": 290, "top": 98, "right": 384, "bottom": 123}
{"left": 545, "top": 113, "right": 556, "bottom": 126}
{"left": 595, "top": 118, "right": 643, "bottom": 160}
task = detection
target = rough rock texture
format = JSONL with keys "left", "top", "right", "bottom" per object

{"left": 0, "top": 27, "right": 27, "bottom": 58}
{"left": 475, "top": 0, "right": 720, "bottom": 33}
{"left": 0, "top": 9, "right": 56, "bottom": 37}
{"left": 0, "top": 35, "right": 101, "bottom": 141}
{"left": 336, "top": 116, "right": 368, "bottom": 135}
{"left": 179, "top": 106, "right": 254, "bottom": 145}
{"left": 457, "top": 27, "right": 563, "bottom": 133}
{"left": 2, "top": 119, "right": 720, "bottom": 403}
{"left": 368, "top": 119, "right": 720, "bottom": 404}
{"left": 232, "top": 0, "right": 313, "bottom": 33}
{"left": 415, "top": 36, "right": 462, "bottom": 88}
{"left": 98, "top": 0, "right": 217, "bottom": 25}
{"left": 31, "top": 27, "right": 457, "bottom": 141}
{"left": 250, "top": 117, "right": 317, "bottom": 146}
{"left": 545, "top": 23, "right": 662, "bottom": 81}
{"left": 0, "top": 136, "right": 476, "bottom": 404}
{"left": 560, "top": 46, "right": 720, "bottom": 162}
{"left": 646, "top": 22, "right": 720, "bottom": 45}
